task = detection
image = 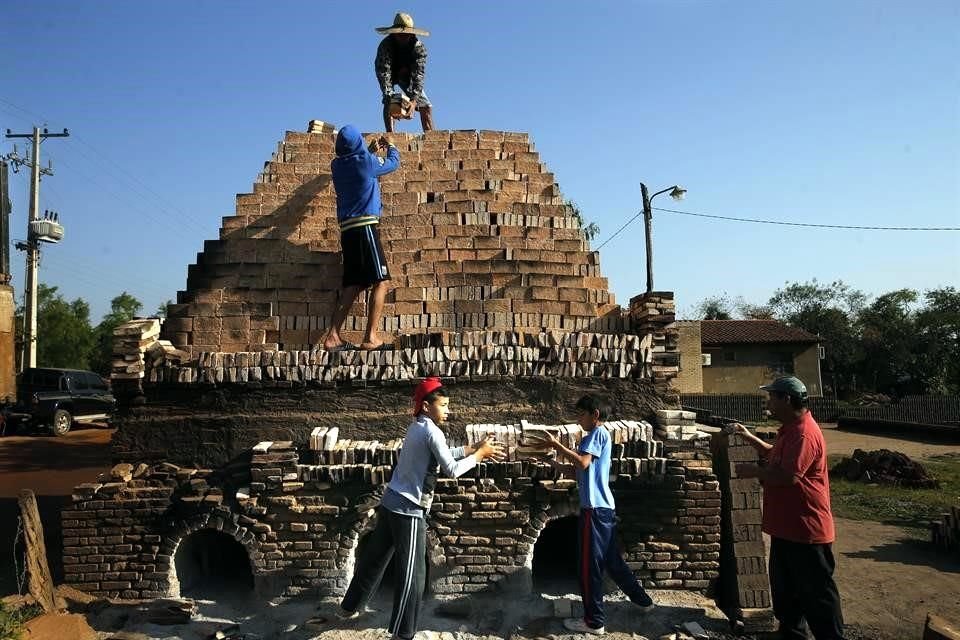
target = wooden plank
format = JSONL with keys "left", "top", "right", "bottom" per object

{"left": 17, "top": 489, "right": 57, "bottom": 613}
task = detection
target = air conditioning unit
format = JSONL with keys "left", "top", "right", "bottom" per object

{"left": 701, "top": 353, "right": 712, "bottom": 366}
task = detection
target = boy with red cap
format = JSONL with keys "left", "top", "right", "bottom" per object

{"left": 338, "top": 377, "right": 503, "bottom": 640}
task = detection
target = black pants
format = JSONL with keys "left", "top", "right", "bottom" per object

{"left": 769, "top": 537, "right": 846, "bottom": 640}
{"left": 341, "top": 507, "right": 425, "bottom": 640}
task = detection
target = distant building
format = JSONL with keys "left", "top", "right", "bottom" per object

{"left": 672, "top": 320, "right": 822, "bottom": 396}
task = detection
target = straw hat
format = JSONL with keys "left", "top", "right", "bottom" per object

{"left": 375, "top": 12, "right": 430, "bottom": 37}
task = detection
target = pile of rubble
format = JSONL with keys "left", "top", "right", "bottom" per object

{"left": 830, "top": 448, "right": 940, "bottom": 489}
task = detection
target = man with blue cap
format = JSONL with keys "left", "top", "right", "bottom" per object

{"left": 730, "top": 376, "right": 846, "bottom": 640}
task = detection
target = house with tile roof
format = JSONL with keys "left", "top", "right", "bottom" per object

{"left": 674, "top": 320, "right": 823, "bottom": 396}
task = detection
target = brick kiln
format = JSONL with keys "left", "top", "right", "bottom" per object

{"left": 63, "top": 126, "right": 772, "bottom": 631}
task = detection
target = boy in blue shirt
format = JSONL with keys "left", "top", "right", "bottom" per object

{"left": 544, "top": 395, "right": 655, "bottom": 636}
{"left": 338, "top": 377, "right": 503, "bottom": 640}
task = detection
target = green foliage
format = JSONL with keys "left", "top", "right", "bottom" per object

{"left": 698, "top": 296, "right": 733, "bottom": 320}
{"left": 829, "top": 453, "right": 960, "bottom": 531}
{"left": 155, "top": 299, "right": 173, "bottom": 318}
{"left": 857, "top": 289, "right": 920, "bottom": 394}
{"left": 16, "top": 284, "right": 96, "bottom": 369}
{"left": 566, "top": 200, "right": 601, "bottom": 241}
{"left": 0, "top": 601, "right": 43, "bottom": 640}
{"left": 692, "top": 293, "right": 774, "bottom": 321}
{"left": 915, "top": 287, "right": 960, "bottom": 394}
{"left": 768, "top": 279, "right": 865, "bottom": 397}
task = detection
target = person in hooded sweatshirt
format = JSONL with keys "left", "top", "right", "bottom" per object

{"left": 321, "top": 125, "right": 400, "bottom": 352}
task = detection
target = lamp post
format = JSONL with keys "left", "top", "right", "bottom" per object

{"left": 641, "top": 183, "right": 686, "bottom": 294}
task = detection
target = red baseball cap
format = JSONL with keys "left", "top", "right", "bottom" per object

{"left": 413, "top": 377, "right": 443, "bottom": 415}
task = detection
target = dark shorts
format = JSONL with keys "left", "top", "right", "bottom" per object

{"left": 341, "top": 223, "right": 391, "bottom": 288}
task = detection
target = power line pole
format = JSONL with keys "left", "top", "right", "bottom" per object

{"left": 5, "top": 126, "right": 69, "bottom": 371}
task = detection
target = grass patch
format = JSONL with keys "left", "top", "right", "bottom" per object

{"left": 0, "top": 601, "right": 43, "bottom": 640}
{"left": 829, "top": 452, "right": 960, "bottom": 531}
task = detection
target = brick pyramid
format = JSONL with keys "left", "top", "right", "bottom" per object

{"left": 163, "top": 128, "right": 625, "bottom": 357}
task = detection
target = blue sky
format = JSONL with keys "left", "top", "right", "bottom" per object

{"left": 1, "top": 0, "right": 957, "bottom": 322}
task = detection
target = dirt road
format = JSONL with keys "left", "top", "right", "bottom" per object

{"left": 0, "top": 425, "right": 113, "bottom": 596}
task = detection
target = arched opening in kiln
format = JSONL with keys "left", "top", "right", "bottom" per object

{"left": 532, "top": 515, "right": 580, "bottom": 593}
{"left": 172, "top": 529, "right": 253, "bottom": 599}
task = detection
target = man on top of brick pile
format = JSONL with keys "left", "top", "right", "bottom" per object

{"left": 731, "top": 376, "right": 846, "bottom": 640}
{"left": 375, "top": 12, "right": 434, "bottom": 132}
{"left": 321, "top": 125, "right": 399, "bottom": 352}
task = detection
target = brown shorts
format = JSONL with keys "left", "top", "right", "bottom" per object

{"left": 341, "top": 224, "right": 391, "bottom": 288}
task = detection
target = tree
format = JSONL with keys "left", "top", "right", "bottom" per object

{"left": 768, "top": 279, "right": 866, "bottom": 320}
{"left": 913, "top": 287, "right": 960, "bottom": 394}
{"left": 695, "top": 294, "right": 736, "bottom": 320}
{"left": 856, "top": 289, "right": 919, "bottom": 395}
{"left": 90, "top": 292, "right": 143, "bottom": 375}
{"left": 155, "top": 299, "right": 173, "bottom": 318}
{"left": 15, "top": 284, "right": 96, "bottom": 369}
{"left": 768, "top": 279, "right": 867, "bottom": 398}
{"left": 737, "top": 302, "right": 775, "bottom": 320}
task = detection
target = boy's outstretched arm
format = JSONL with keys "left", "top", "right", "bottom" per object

{"left": 372, "top": 137, "right": 400, "bottom": 176}
{"left": 543, "top": 433, "right": 593, "bottom": 470}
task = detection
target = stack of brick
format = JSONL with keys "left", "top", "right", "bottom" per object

{"left": 63, "top": 434, "right": 721, "bottom": 600}
{"left": 628, "top": 291, "right": 679, "bottom": 393}
{"left": 142, "top": 329, "right": 658, "bottom": 387}
{"left": 162, "top": 128, "right": 628, "bottom": 357}
{"left": 654, "top": 409, "right": 712, "bottom": 442}
{"left": 711, "top": 431, "right": 777, "bottom": 634}
{"left": 307, "top": 419, "right": 665, "bottom": 472}
{"left": 112, "top": 319, "right": 161, "bottom": 381}
{"left": 931, "top": 506, "right": 959, "bottom": 554}
{"left": 111, "top": 318, "right": 190, "bottom": 391}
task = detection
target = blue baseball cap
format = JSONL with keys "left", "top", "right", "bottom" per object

{"left": 760, "top": 376, "right": 808, "bottom": 399}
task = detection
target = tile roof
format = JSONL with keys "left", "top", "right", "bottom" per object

{"left": 700, "top": 320, "right": 820, "bottom": 345}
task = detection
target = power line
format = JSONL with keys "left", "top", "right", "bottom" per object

{"left": 595, "top": 205, "right": 960, "bottom": 250}
{"left": 594, "top": 211, "right": 643, "bottom": 250}
{"left": 653, "top": 207, "right": 960, "bottom": 232}
{"left": 1, "top": 98, "right": 211, "bottom": 236}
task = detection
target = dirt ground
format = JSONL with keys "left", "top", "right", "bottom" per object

{"left": 0, "top": 422, "right": 957, "bottom": 639}
{"left": 820, "top": 423, "right": 960, "bottom": 638}
{"left": 0, "top": 424, "right": 114, "bottom": 596}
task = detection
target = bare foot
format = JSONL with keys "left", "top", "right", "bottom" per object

{"left": 359, "top": 339, "right": 384, "bottom": 350}
{"left": 322, "top": 335, "right": 342, "bottom": 351}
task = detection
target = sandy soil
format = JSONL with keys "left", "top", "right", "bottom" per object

{"left": 1, "top": 421, "right": 958, "bottom": 639}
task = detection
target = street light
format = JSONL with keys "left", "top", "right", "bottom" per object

{"left": 641, "top": 182, "right": 686, "bottom": 294}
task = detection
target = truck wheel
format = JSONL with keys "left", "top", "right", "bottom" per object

{"left": 52, "top": 409, "right": 72, "bottom": 436}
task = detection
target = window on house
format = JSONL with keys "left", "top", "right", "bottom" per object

{"left": 769, "top": 351, "right": 795, "bottom": 375}
{"left": 723, "top": 350, "right": 737, "bottom": 362}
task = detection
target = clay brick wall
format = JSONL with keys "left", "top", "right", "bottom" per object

{"left": 673, "top": 320, "right": 704, "bottom": 394}
{"left": 63, "top": 439, "right": 720, "bottom": 600}
{"left": 164, "top": 129, "right": 624, "bottom": 356}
